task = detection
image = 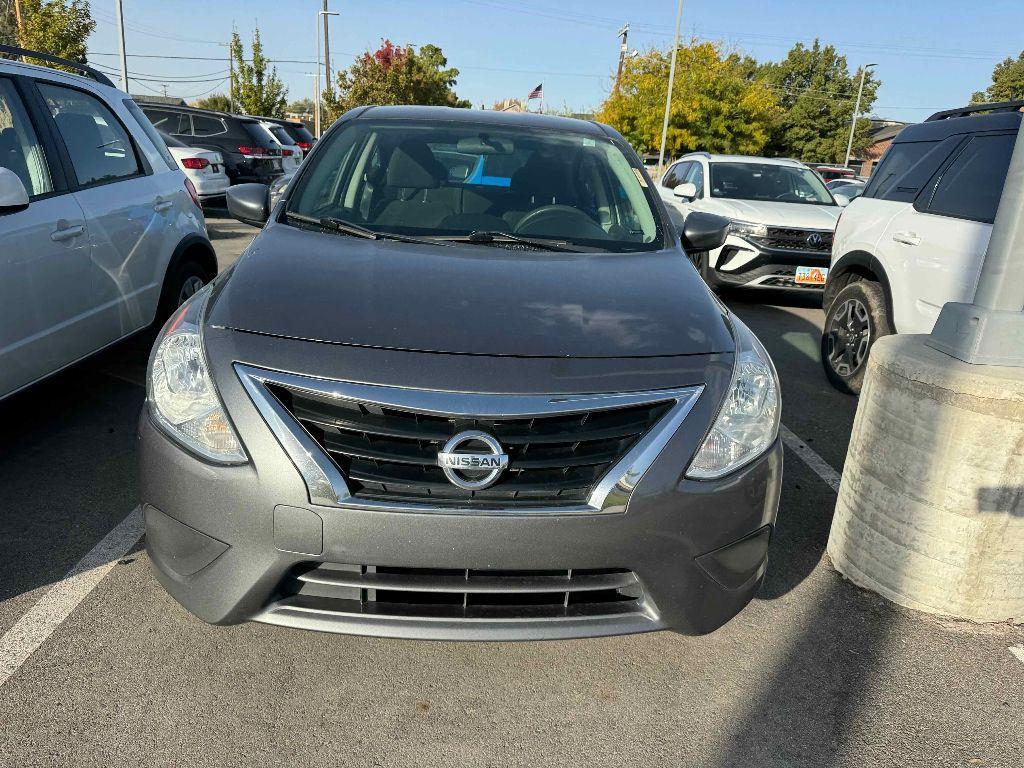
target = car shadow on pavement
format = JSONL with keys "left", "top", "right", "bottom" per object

{"left": 0, "top": 332, "right": 152, "bottom": 611}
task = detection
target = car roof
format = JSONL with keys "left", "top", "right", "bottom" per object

{"left": 354, "top": 105, "right": 608, "bottom": 136}
{"left": 0, "top": 55, "right": 122, "bottom": 95}
{"left": 136, "top": 101, "right": 259, "bottom": 122}
{"left": 678, "top": 152, "right": 806, "bottom": 167}
{"left": 251, "top": 115, "right": 306, "bottom": 127}
{"left": 893, "top": 109, "right": 1022, "bottom": 143}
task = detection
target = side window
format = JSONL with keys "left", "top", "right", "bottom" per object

{"left": 0, "top": 78, "right": 53, "bottom": 196}
{"left": 38, "top": 83, "right": 140, "bottom": 186}
{"left": 192, "top": 115, "right": 226, "bottom": 137}
{"left": 923, "top": 133, "right": 1015, "bottom": 223}
{"left": 141, "top": 108, "right": 188, "bottom": 135}
{"left": 684, "top": 162, "right": 704, "bottom": 197}
{"left": 124, "top": 100, "right": 177, "bottom": 171}
{"left": 863, "top": 140, "right": 938, "bottom": 200}
{"left": 661, "top": 162, "right": 685, "bottom": 189}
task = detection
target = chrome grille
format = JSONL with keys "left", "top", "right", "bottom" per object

{"left": 753, "top": 227, "right": 833, "bottom": 252}
{"left": 271, "top": 385, "right": 672, "bottom": 507}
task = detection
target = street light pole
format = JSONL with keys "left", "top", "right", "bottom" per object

{"left": 114, "top": 0, "right": 128, "bottom": 92}
{"left": 615, "top": 23, "right": 629, "bottom": 91}
{"left": 656, "top": 0, "right": 683, "bottom": 180}
{"left": 844, "top": 63, "right": 876, "bottom": 168}
{"left": 315, "top": 10, "right": 340, "bottom": 138}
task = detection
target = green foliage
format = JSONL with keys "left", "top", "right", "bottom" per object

{"left": 971, "top": 51, "right": 1024, "bottom": 103}
{"left": 323, "top": 40, "right": 470, "bottom": 123}
{"left": 191, "top": 93, "right": 231, "bottom": 112}
{"left": 596, "top": 41, "right": 779, "bottom": 156}
{"left": 286, "top": 97, "right": 315, "bottom": 115}
{"left": 230, "top": 28, "right": 287, "bottom": 117}
{"left": 0, "top": 1, "right": 17, "bottom": 46}
{"left": 17, "top": 0, "right": 95, "bottom": 68}
{"left": 758, "top": 40, "right": 879, "bottom": 163}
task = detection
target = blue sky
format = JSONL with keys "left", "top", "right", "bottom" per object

{"left": 85, "top": 0, "right": 1024, "bottom": 123}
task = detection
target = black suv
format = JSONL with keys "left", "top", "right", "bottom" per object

{"left": 139, "top": 103, "right": 283, "bottom": 184}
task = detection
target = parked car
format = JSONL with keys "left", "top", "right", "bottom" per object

{"left": 658, "top": 153, "right": 843, "bottom": 290}
{"left": 826, "top": 178, "right": 866, "bottom": 201}
{"left": 254, "top": 115, "right": 315, "bottom": 157}
{"left": 138, "top": 102, "right": 283, "bottom": 184}
{"left": 258, "top": 119, "right": 302, "bottom": 173}
{"left": 139, "top": 106, "right": 783, "bottom": 641}
{"left": 0, "top": 45, "right": 217, "bottom": 402}
{"left": 809, "top": 164, "right": 856, "bottom": 182}
{"left": 821, "top": 101, "right": 1020, "bottom": 393}
{"left": 160, "top": 130, "right": 229, "bottom": 202}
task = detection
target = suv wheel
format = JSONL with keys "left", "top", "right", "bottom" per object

{"left": 820, "top": 280, "right": 892, "bottom": 395}
{"left": 157, "top": 259, "right": 213, "bottom": 322}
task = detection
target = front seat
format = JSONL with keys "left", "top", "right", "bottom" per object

{"left": 374, "top": 140, "right": 454, "bottom": 229}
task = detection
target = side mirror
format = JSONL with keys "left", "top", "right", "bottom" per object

{"left": 226, "top": 183, "right": 270, "bottom": 227}
{"left": 832, "top": 193, "right": 851, "bottom": 208}
{"left": 673, "top": 181, "right": 698, "bottom": 200}
{"left": 0, "top": 167, "right": 29, "bottom": 214}
{"left": 679, "top": 211, "right": 731, "bottom": 253}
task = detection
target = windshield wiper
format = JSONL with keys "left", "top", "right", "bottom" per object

{"left": 284, "top": 211, "right": 450, "bottom": 246}
{"left": 438, "top": 231, "right": 581, "bottom": 252}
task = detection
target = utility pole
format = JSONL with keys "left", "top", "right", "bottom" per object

{"left": 315, "top": 8, "right": 339, "bottom": 137}
{"left": 615, "top": 23, "right": 629, "bottom": 91}
{"left": 844, "top": 63, "right": 876, "bottom": 168}
{"left": 13, "top": 0, "right": 22, "bottom": 37}
{"left": 114, "top": 0, "right": 129, "bottom": 91}
{"left": 657, "top": 0, "right": 683, "bottom": 180}
{"left": 322, "top": 0, "right": 331, "bottom": 94}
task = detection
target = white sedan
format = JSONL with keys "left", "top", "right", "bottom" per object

{"left": 160, "top": 131, "right": 229, "bottom": 202}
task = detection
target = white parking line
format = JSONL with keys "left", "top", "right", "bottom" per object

{"left": 0, "top": 506, "right": 144, "bottom": 689}
{"left": 1010, "top": 646, "right": 1024, "bottom": 666}
{"left": 780, "top": 423, "right": 843, "bottom": 493}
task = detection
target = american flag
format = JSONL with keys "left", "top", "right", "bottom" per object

{"left": 527, "top": 83, "right": 544, "bottom": 100}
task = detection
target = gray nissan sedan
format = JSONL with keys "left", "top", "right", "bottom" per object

{"left": 139, "top": 106, "right": 782, "bottom": 641}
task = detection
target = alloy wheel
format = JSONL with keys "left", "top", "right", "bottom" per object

{"left": 826, "top": 298, "right": 871, "bottom": 377}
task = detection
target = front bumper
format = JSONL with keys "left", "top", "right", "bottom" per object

{"left": 710, "top": 234, "right": 831, "bottom": 290}
{"left": 139, "top": 330, "right": 782, "bottom": 640}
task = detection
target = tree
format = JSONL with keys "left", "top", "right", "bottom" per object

{"left": 229, "top": 28, "right": 287, "bottom": 117}
{"left": 191, "top": 93, "right": 231, "bottom": 112}
{"left": 758, "top": 40, "right": 880, "bottom": 162}
{"left": 323, "top": 40, "right": 469, "bottom": 122}
{"left": 596, "top": 41, "right": 779, "bottom": 157}
{"left": 16, "top": 0, "right": 95, "bottom": 68}
{"left": 286, "top": 97, "right": 314, "bottom": 115}
{"left": 971, "top": 51, "right": 1024, "bottom": 103}
{"left": 0, "top": 1, "right": 17, "bottom": 46}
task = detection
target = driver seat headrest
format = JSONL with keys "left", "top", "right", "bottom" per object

{"left": 385, "top": 139, "right": 444, "bottom": 190}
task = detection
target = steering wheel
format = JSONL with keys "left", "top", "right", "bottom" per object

{"left": 513, "top": 204, "right": 604, "bottom": 237}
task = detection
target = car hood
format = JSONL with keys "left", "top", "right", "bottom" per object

{"left": 696, "top": 198, "right": 841, "bottom": 229}
{"left": 209, "top": 223, "right": 734, "bottom": 358}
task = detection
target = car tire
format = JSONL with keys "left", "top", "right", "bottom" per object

{"left": 820, "top": 279, "right": 892, "bottom": 395}
{"left": 156, "top": 259, "right": 213, "bottom": 323}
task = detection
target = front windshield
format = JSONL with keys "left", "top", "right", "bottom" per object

{"left": 710, "top": 162, "right": 835, "bottom": 205}
{"left": 286, "top": 119, "right": 662, "bottom": 251}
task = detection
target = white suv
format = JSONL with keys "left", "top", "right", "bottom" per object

{"left": 658, "top": 153, "right": 844, "bottom": 291}
{"left": 821, "top": 102, "right": 1019, "bottom": 393}
{"left": 0, "top": 47, "right": 217, "bottom": 401}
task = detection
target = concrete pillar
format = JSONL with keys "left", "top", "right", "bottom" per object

{"left": 828, "top": 334, "right": 1024, "bottom": 622}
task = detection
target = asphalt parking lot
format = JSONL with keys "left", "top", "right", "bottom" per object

{"left": 1, "top": 211, "right": 1021, "bottom": 768}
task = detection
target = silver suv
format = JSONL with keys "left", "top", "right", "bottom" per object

{"left": 0, "top": 46, "right": 216, "bottom": 401}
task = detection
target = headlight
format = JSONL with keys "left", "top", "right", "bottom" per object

{"left": 147, "top": 285, "right": 246, "bottom": 463}
{"left": 728, "top": 220, "right": 768, "bottom": 239}
{"left": 686, "top": 317, "right": 780, "bottom": 479}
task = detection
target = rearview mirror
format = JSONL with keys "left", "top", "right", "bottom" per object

{"left": 673, "top": 181, "right": 698, "bottom": 200}
{"left": 0, "top": 167, "right": 29, "bottom": 214}
{"left": 832, "top": 193, "right": 851, "bottom": 207}
{"left": 679, "top": 211, "right": 731, "bottom": 253}
{"left": 226, "top": 183, "right": 270, "bottom": 227}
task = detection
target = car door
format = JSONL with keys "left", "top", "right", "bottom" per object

{"left": 0, "top": 75, "right": 93, "bottom": 399}
{"left": 38, "top": 81, "right": 171, "bottom": 342}
{"left": 878, "top": 132, "right": 1013, "bottom": 333}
